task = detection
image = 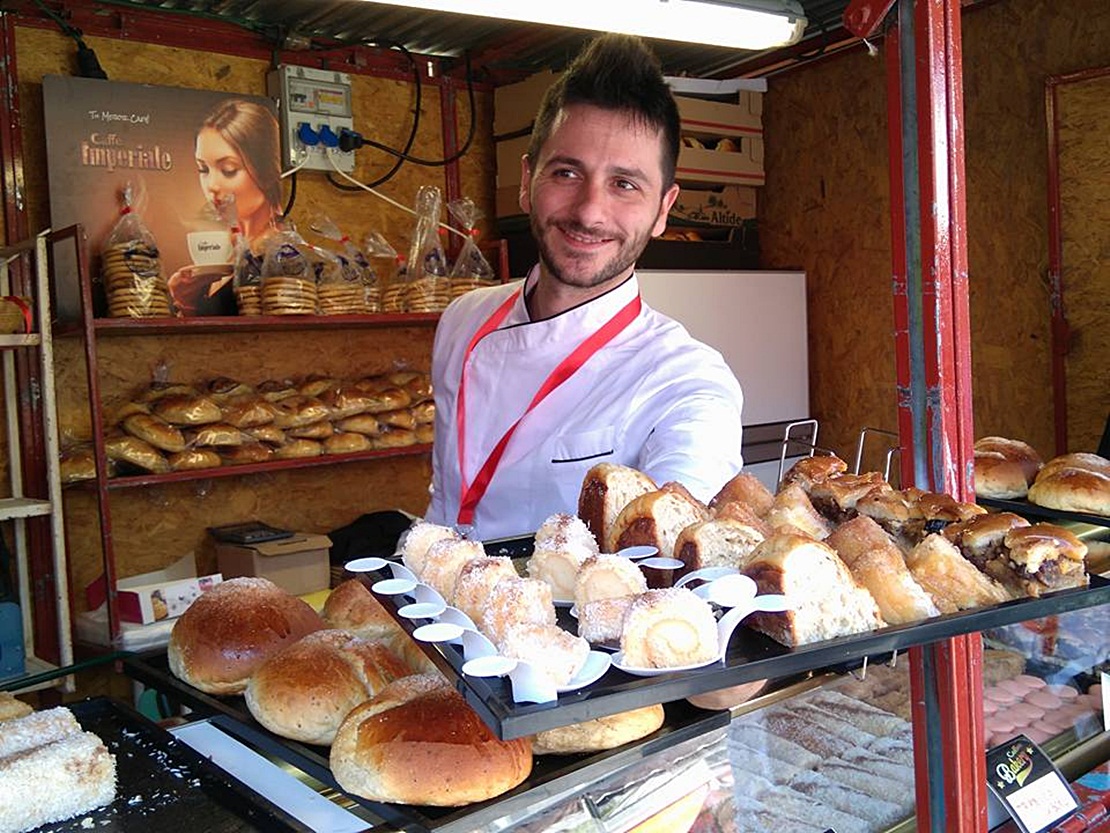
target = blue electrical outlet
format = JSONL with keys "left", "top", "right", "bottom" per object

{"left": 0, "top": 602, "right": 26, "bottom": 680}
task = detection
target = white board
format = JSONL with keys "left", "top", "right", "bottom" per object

{"left": 637, "top": 270, "right": 809, "bottom": 426}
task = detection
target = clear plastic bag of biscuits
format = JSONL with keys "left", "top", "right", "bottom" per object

{"left": 365, "top": 231, "right": 400, "bottom": 313}
{"left": 260, "top": 227, "right": 318, "bottom": 315}
{"left": 448, "top": 197, "right": 498, "bottom": 300}
{"left": 221, "top": 197, "right": 262, "bottom": 316}
{"left": 405, "top": 185, "right": 450, "bottom": 313}
{"left": 100, "top": 184, "right": 172, "bottom": 318}
{"left": 310, "top": 215, "right": 370, "bottom": 315}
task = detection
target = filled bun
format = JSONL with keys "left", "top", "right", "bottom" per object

{"left": 168, "top": 577, "right": 324, "bottom": 695}
{"left": 330, "top": 674, "right": 532, "bottom": 806}
{"left": 532, "top": 704, "right": 665, "bottom": 755}
{"left": 244, "top": 629, "right": 411, "bottom": 745}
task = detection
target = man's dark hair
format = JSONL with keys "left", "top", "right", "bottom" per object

{"left": 528, "top": 34, "right": 680, "bottom": 189}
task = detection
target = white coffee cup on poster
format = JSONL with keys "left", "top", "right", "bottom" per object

{"left": 186, "top": 230, "right": 232, "bottom": 265}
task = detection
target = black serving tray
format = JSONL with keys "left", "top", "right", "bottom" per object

{"left": 977, "top": 496, "right": 1110, "bottom": 529}
{"left": 42, "top": 696, "right": 314, "bottom": 832}
{"left": 121, "top": 652, "right": 728, "bottom": 833}
{"left": 357, "top": 551, "right": 1110, "bottom": 740}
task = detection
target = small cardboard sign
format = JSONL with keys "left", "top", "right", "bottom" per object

{"left": 986, "top": 735, "right": 1079, "bottom": 833}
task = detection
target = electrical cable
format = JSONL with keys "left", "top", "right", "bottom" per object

{"left": 325, "top": 149, "right": 468, "bottom": 241}
{"left": 34, "top": 0, "right": 108, "bottom": 78}
{"left": 326, "top": 37, "right": 422, "bottom": 193}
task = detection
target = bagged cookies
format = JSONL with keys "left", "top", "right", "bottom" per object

{"left": 100, "top": 185, "right": 172, "bottom": 318}
{"left": 448, "top": 197, "right": 497, "bottom": 299}
{"left": 260, "top": 228, "right": 318, "bottom": 315}
{"left": 405, "top": 185, "right": 450, "bottom": 313}
{"left": 312, "top": 215, "right": 373, "bottom": 315}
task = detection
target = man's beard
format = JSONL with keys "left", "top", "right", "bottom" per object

{"left": 531, "top": 215, "right": 655, "bottom": 290}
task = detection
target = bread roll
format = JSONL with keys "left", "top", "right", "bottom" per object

{"left": 606, "top": 483, "right": 710, "bottom": 559}
{"left": 350, "top": 378, "right": 412, "bottom": 413}
{"left": 320, "top": 385, "right": 380, "bottom": 419}
{"left": 673, "top": 517, "right": 766, "bottom": 578}
{"left": 376, "top": 408, "right": 416, "bottom": 430}
{"left": 420, "top": 538, "right": 485, "bottom": 598}
{"left": 59, "top": 446, "right": 96, "bottom": 484}
{"left": 322, "top": 580, "right": 439, "bottom": 677}
{"left": 411, "top": 400, "right": 435, "bottom": 425}
{"left": 152, "top": 393, "right": 223, "bottom": 425}
{"left": 393, "top": 371, "right": 432, "bottom": 403}
{"left": 188, "top": 422, "right": 246, "bottom": 446}
{"left": 576, "top": 595, "right": 635, "bottom": 645}
{"left": 526, "top": 538, "right": 596, "bottom": 600}
{"left": 574, "top": 553, "right": 648, "bottom": 608}
{"left": 710, "top": 471, "right": 774, "bottom": 517}
{"left": 780, "top": 454, "right": 848, "bottom": 491}
{"left": 372, "top": 428, "right": 417, "bottom": 448}
{"left": 257, "top": 378, "right": 298, "bottom": 402}
{"left": 168, "top": 448, "right": 222, "bottom": 471}
{"left": 826, "top": 516, "right": 940, "bottom": 624}
{"left": 206, "top": 376, "right": 254, "bottom": 401}
{"left": 104, "top": 433, "right": 170, "bottom": 473}
{"left": 480, "top": 576, "right": 556, "bottom": 646}
{"left": 974, "top": 451, "right": 1032, "bottom": 499}
{"left": 168, "top": 576, "right": 325, "bottom": 694}
{"left": 273, "top": 438, "right": 323, "bottom": 459}
{"left": 764, "top": 484, "right": 832, "bottom": 540}
{"left": 452, "top": 556, "right": 519, "bottom": 625}
{"left": 219, "top": 442, "right": 274, "bottom": 465}
{"left": 904, "top": 534, "right": 1013, "bottom": 613}
{"left": 620, "top": 587, "right": 718, "bottom": 668}
{"left": 414, "top": 423, "right": 434, "bottom": 444}
{"left": 1028, "top": 468, "right": 1110, "bottom": 516}
{"left": 532, "top": 704, "right": 665, "bottom": 755}
{"left": 272, "top": 395, "right": 330, "bottom": 429}
{"left": 1038, "top": 452, "right": 1110, "bottom": 480}
{"left": 496, "top": 622, "right": 589, "bottom": 686}
{"left": 324, "top": 431, "right": 373, "bottom": 454}
{"left": 245, "top": 423, "right": 286, "bottom": 445}
{"left": 399, "top": 521, "right": 461, "bottom": 575}
{"left": 741, "top": 533, "right": 885, "bottom": 647}
{"left": 244, "top": 629, "right": 411, "bottom": 745}
{"left": 336, "top": 413, "right": 382, "bottom": 436}
{"left": 577, "top": 463, "right": 657, "bottom": 549}
{"left": 975, "top": 436, "right": 1043, "bottom": 481}
{"left": 286, "top": 420, "right": 334, "bottom": 440}
{"left": 297, "top": 374, "right": 339, "bottom": 398}
{"left": 330, "top": 674, "right": 531, "bottom": 806}
{"left": 121, "top": 412, "right": 187, "bottom": 452}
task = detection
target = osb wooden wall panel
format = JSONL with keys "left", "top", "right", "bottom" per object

{"left": 12, "top": 25, "right": 492, "bottom": 600}
{"left": 759, "top": 48, "right": 896, "bottom": 467}
{"left": 762, "top": 0, "right": 1110, "bottom": 469}
{"left": 1056, "top": 75, "right": 1110, "bottom": 453}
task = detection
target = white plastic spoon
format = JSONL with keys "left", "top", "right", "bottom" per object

{"left": 615, "top": 545, "right": 659, "bottom": 560}
{"left": 715, "top": 594, "right": 792, "bottom": 661}
{"left": 398, "top": 600, "right": 446, "bottom": 619}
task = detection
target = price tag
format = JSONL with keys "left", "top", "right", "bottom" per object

{"left": 986, "top": 734, "right": 1079, "bottom": 833}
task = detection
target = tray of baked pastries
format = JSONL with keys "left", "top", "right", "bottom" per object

{"left": 349, "top": 453, "right": 1110, "bottom": 740}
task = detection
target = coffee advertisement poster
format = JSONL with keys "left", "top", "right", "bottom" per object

{"left": 43, "top": 76, "right": 282, "bottom": 320}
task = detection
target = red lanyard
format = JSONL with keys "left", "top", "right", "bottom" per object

{"left": 456, "top": 288, "right": 642, "bottom": 525}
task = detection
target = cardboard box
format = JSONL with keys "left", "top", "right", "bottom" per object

{"left": 676, "top": 92, "right": 763, "bottom": 139}
{"left": 215, "top": 533, "right": 331, "bottom": 597}
{"left": 676, "top": 136, "right": 765, "bottom": 186}
{"left": 494, "top": 70, "right": 560, "bottom": 136}
{"left": 86, "top": 553, "right": 223, "bottom": 625}
{"left": 670, "top": 185, "right": 757, "bottom": 227}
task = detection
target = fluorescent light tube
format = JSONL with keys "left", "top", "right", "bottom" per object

{"left": 364, "top": 0, "right": 808, "bottom": 50}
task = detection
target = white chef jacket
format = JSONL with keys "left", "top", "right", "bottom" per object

{"left": 426, "top": 267, "right": 744, "bottom": 540}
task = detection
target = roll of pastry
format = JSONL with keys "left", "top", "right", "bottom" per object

{"left": 272, "top": 395, "right": 330, "bottom": 429}
{"left": 219, "top": 442, "right": 274, "bottom": 465}
{"left": 1028, "top": 468, "right": 1110, "bottom": 516}
{"left": 324, "top": 431, "right": 372, "bottom": 454}
{"left": 168, "top": 448, "right": 222, "bottom": 471}
{"left": 741, "top": 533, "right": 885, "bottom": 647}
{"left": 287, "top": 420, "right": 334, "bottom": 440}
{"left": 577, "top": 462, "right": 657, "bottom": 550}
{"left": 330, "top": 674, "right": 532, "bottom": 806}
{"left": 188, "top": 422, "right": 246, "bottom": 447}
{"left": 574, "top": 553, "right": 648, "bottom": 608}
{"left": 605, "top": 482, "right": 710, "bottom": 561}
{"left": 576, "top": 594, "right": 635, "bottom": 645}
{"left": 419, "top": 538, "right": 485, "bottom": 598}
{"left": 452, "top": 556, "right": 519, "bottom": 625}
{"left": 335, "top": 412, "right": 382, "bottom": 436}
{"left": 480, "top": 576, "right": 556, "bottom": 646}
{"left": 826, "top": 516, "right": 940, "bottom": 624}
{"left": 532, "top": 704, "right": 665, "bottom": 755}
{"left": 903, "top": 534, "right": 1013, "bottom": 613}
{"left": 709, "top": 471, "right": 774, "bottom": 517}
{"left": 121, "top": 412, "right": 187, "bottom": 453}
{"left": 168, "top": 576, "right": 325, "bottom": 694}
{"left": 526, "top": 538, "right": 596, "bottom": 601}
{"left": 620, "top": 587, "right": 719, "bottom": 668}
{"left": 398, "top": 520, "right": 460, "bottom": 574}
{"left": 495, "top": 622, "right": 589, "bottom": 686}
{"left": 244, "top": 629, "right": 411, "bottom": 745}
{"left": 273, "top": 438, "right": 323, "bottom": 459}
{"left": 372, "top": 428, "right": 417, "bottom": 448}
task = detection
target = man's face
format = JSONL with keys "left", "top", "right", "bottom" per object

{"left": 520, "top": 104, "right": 679, "bottom": 292}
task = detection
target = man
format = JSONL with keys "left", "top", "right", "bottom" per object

{"left": 426, "top": 34, "right": 744, "bottom": 540}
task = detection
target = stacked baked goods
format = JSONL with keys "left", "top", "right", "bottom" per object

{"left": 101, "top": 240, "right": 172, "bottom": 318}
{"left": 73, "top": 370, "right": 433, "bottom": 480}
{"left": 1028, "top": 451, "right": 1110, "bottom": 516}
{"left": 0, "top": 705, "right": 117, "bottom": 832}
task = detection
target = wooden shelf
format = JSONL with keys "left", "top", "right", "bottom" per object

{"left": 0, "top": 334, "right": 40, "bottom": 348}
{"left": 71, "top": 443, "right": 432, "bottom": 490}
{"left": 0, "top": 496, "right": 53, "bottom": 520}
{"left": 56, "top": 312, "right": 440, "bottom": 337}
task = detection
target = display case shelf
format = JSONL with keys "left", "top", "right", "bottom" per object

{"left": 977, "top": 496, "right": 1110, "bottom": 529}
{"left": 70, "top": 444, "right": 432, "bottom": 490}
{"left": 368, "top": 567, "right": 1110, "bottom": 740}
{"left": 56, "top": 311, "right": 440, "bottom": 337}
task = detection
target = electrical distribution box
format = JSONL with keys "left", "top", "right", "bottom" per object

{"left": 267, "top": 64, "right": 356, "bottom": 173}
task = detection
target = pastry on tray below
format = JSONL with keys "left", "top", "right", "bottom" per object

{"left": 532, "top": 704, "right": 665, "bottom": 755}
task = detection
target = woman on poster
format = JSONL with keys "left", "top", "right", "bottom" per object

{"left": 169, "top": 98, "right": 284, "bottom": 315}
